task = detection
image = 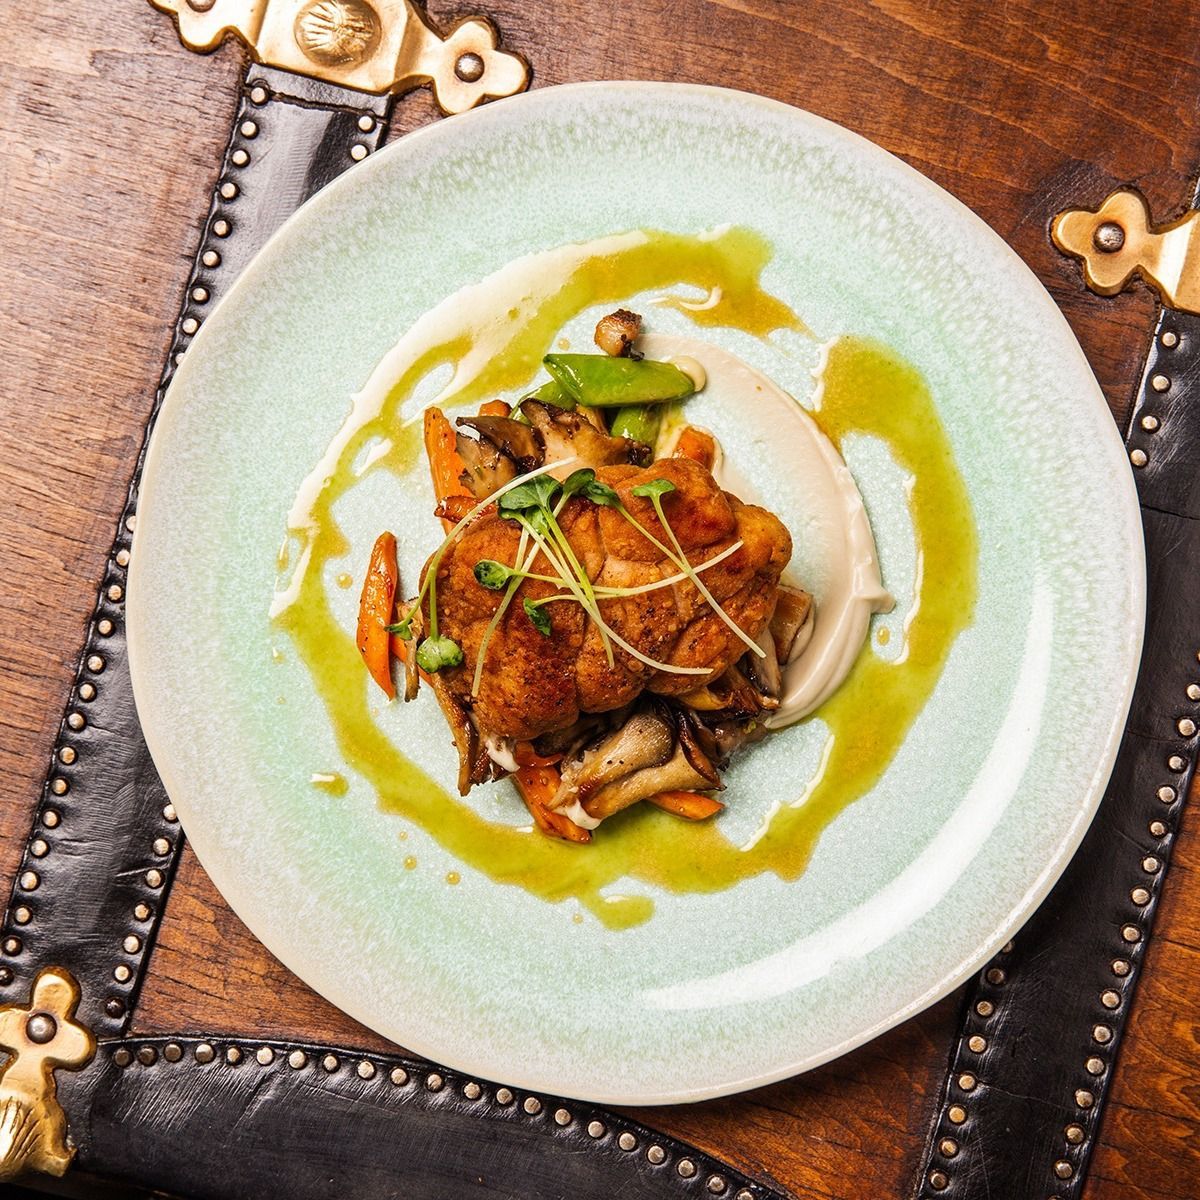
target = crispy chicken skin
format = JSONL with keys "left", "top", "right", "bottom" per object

{"left": 428, "top": 457, "right": 792, "bottom": 741}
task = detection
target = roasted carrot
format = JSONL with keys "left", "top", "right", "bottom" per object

{"left": 479, "top": 398, "right": 511, "bottom": 417}
{"left": 672, "top": 425, "right": 716, "bottom": 471}
{"left": 356, "top": 532, "right": 398, "bottom": 699}
{"left": 514, "top": 740, "right": 563, "bottom": 768}
{"left": 424, "top": 406, "right": 470, "bottom": 532}
{"left": 647, "top": 791, "right": 725, "bottom": 821}
{"left": 514, "top": 763, "right": 590, "bottom": 843}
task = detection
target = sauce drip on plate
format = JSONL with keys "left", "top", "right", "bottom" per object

{"left": 272, "top": 227, "right": 977, "bottom": 930}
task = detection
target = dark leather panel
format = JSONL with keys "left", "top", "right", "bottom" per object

{"left": 60, "top": 1037, "right": 777, "bottom": 1200}
{"left": 913, "top": 306, "right": 1198, "bottom": 1199}
{"left": 0, "top": 67, "right": 393, "bottom": 1039}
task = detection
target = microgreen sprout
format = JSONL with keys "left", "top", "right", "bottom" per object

{"left": 523, "top": 597, "right": 552, "bottom": 636}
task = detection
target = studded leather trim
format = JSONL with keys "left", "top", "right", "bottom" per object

{"left": 913, "top": 305, "right": 1199, "bottom": 1200}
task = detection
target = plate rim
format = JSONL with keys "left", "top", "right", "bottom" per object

{"left": 128, "top": 79, "right": 1147, "bottom": 1104}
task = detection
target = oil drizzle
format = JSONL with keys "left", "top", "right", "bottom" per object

{"left": 273, "top": 228, "right": 976, "bottom": 930}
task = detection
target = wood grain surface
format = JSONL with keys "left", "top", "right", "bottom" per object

{"left": 3, "top": 1, "right": 1200, "bottom": 1197}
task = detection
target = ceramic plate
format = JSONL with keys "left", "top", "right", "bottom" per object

{"left": 128, "top": 83, "right": 1144, "bottom": 1104}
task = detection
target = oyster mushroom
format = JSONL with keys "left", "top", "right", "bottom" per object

{"left": 455, "top": 414, "right": 545, "bottom": 500}
{"left": 584, "top": 740, "right": 722, "bottom": 821}
{"left": 770, "top": 584, "right": 815, "bottom": 663}
{"left": 520, "top": 399, "right": 651, "bottom": 471}
{"left": 593, "top": 308, "right": 643, "bottom": 357}
{"left": 553, "top": 709, "right": 675, "bottom": 811}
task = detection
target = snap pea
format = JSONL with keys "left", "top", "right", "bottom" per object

{"left": 521, "top": 379, "right": 575, "bottom": 409}
{"left": 542, "top": 353, "right": 696, "bottom": 407}
{"left": 609, "top": 405, "right": 662, "bottom": 447}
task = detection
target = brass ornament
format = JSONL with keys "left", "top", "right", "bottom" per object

{"left": 149, "top": 0, "right": 529, "bottom": 113}
{"left": 1053, "top": 188, "right": 1200, "bottom": 314}
{"left": 0, "top": 967, "right": 94, "bottom": 1180}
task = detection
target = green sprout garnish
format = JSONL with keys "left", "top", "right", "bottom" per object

{"left": 523, "top": 597, "right": 552, "bottom": 636}
{"left": 630, "top": 478, "right": 677, "bottom": 502}
{"left": 415, "top": 635, "right": 464, "bottom": 672}
{"left": 474, "top": 559, "right": 514, "bottom": 591}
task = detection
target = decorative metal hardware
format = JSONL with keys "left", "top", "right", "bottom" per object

{"left": 1053, "top": 188, "right": 1200, "bottom": 314}
{"left": 0, "top": 967, "right": 94, "bottom": 1180}
{"left": 149, "top": 0, "right": 529, "bottom": 112}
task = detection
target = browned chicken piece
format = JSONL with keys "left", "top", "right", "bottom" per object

{"left": 427, "top": 457, "right": 792, "bottom": 742}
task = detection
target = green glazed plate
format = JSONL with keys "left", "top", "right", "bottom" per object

{"left": 127, "top": 83, "right": 1144, "bottom": 1104}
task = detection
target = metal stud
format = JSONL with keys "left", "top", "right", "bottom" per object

{"left": 1149, "top": 820, "right": 1167, "bottom": 837}
{"left": 1143, "top": 856, "right": 1160, "bottom": 873}
{"left": 1054, "top": 1160, "right": 1074, "bottom": 1179}
{"left": 226, "top": 1046, "right": 242, "bottom": 1064}
{"left": 1112, "top": 958, "right": 1131, "bottom": 977}
{"left": 104, "top": 998, "right": 124, "bottom": 1019}
{"left": 1093, "top": 1025, "right": 1112, "bottom": 1044}
{"left": 123, "top": 936, "right": 140, "bottom": 954}
{"left": 145, "top": 869, "right": 163, "bottom": 888}
{"left": 58, "top": 747, "right": 76, "bottom": 766}
{"left": 985, "top": 967, "right": 1006, "bottom": 985}
{"left": 163, "top": 804, "right": 177, "bottom": 822}
{"left": 1065, "top": 1123, "right": 1085, "bottom": 1145}
{"left": 496, "top": 1088, "right": 514, "bottom": 1105}
{"left": 240, "top": 120, "right": 259, "bottom": 138}
{"left": 968, "top": 1035, "right": 987, "bottom": 1053}
{"left": 126, "top": 515, "right": 137, "bottom": 531}
{"left": 195, "top": 1043, "right": 215, "bottom": 1063}
{"left": 350, "top": 144, "right": 369, "bottom": 162}
{"left": 0, "top": 968, "right": 13, "bottom": 986}
{"left": 137, "top": 1046, "right": 157, "bottom": 1066}
{"left": 975, "top": 999, "right": 994, "bottom": 1017}
{"left": 707, "top": 1177, "right": 727, "bottom": 1195}
{"left": 1159, "top": 785, "right": 1177, "bottom": 803}
{"left": 554, "top": 1108, "right": 571, "bottom": 1126}
{"left": 391, "top": 1067, "right": 409, "bottom": 1086}
{"left": 958, "top": 1073, "right": 977, "bottom": 1091}
{"left": 181, "top": 317, "right": 199, "bottom": 335}
{"left": 153, "top": 838, "right": 171, "bottom": 856}
{"left": 1162, "top": 330, "right": 1179, "bottom": 347}
{"left": 523, "top": 1096, "right": 541, "bottom": 1114}
{"left": 202, "top": 250, "right": 221, "bottom": 268}
{"left": 1151, "top": 373, "right": 1170, "bottom": 391}
{"left": 79, "top": 683, "right": 96, "bottom": 701}
{"left": 51, "top": 779, "right": 68, "bottom": 796}
{"left": 116, "top": 548, "right": 130, "bottom": 567}
{"left": 1101, "top": 990, "right": 1120, "bottom": 1008}
{"left": 231, "top": 148, "right": 250, "bottom": 167}
{"left": 463, "top": 1081, "right": 480, "bottom": 1099}
{"left": 948, "top": 1105, "right": 967, "bottom": 1124}
{"left": 43, "top": 809, "right": 60, "bottom": 827}
{"left": 1168, "top": 755, "right": 1186, "bottom": 771}
{"left": 322, "top": 1054, "right": 338, "bottom": 1072}
{"left": 587, "top": 1119, "right": 604, "bottom": 1137}
{"left": 357, "top": 1060, "right": 376, "bottom": 1079}
{"left": 648, "top": 1145, "right": 666, "bottom": 1164}
{"left": 929, "top": 1172, "right": 949, "bottom": 1191}
{"left": 1180, "top": 717, "right": 1197, "bottom": 736}
{"left": 735, "top": 1192, "right": 752, "bottom": 1200}
{"left": 67, "top": 714, "right": 85, "bottom": 733}
{"left": 1130, "top": 448, "right": 1148, "bottom": 467}
{"left": 164, "top": 1043, "right": 183, "bottom": 1063}
{"left": 30, "top": 840, "right": 48, "bottom": 859}
{"left": 192, "top": 286, "right": 210, "bottom": 303}
{"left": 213, "top": 220, "right": 230, "bottom": 238}
{"left": 288, "top": 1050, "right": 306, "bottom": 1069}
{"left": 19, "top": 872, "right": 38, "bottom": 891}
{"left": 1121, "top": 925, "right": 1141, "bottom": 943}
{"left": 1086, "top": 1057, "right": 1105, "bottom": 1075}
{"left": 618, "top": 1132, "right": 636, "bottom": 1150}
{"left": 1131, "top": 886, "right": 1151, "bottom": 905}
{"left": 1000, "top": 940, "right": 1015, "bottom": 954}
{"left": 427, "top": 1073, "right": 444, "bottom": 1091}
{"left": 256, "top": 1047, "right": 274, "bottom": 1065}
{"left": 939, "top": 1138, "right": 959, "bottom": 1157}
{"left": 1189, "top": 683, "right": 1200, "bottom": 701}
{"left": 357, "top": 115, "right": 375, "bottom": 132}
{"left": 97, "top": 619, "right": 113, "bottom": 636}
{"left": 2, "top": 939, "right": 20, "bottom": 956}
{"left": 134, "top": 903, "right": 151, "bottom": 921}
{"left": 87, "top": 655, "right": 105, "bottom": 672}
{"left": 13, "top": 908, "right": 30, "bottom": 926}
{"left": 1141, "top": 414, "right": 1160, "bottom": 431}
{"left": 249, "top": 85, "right": 268, "bottom": 105}
{"left": 113, "top": 1048, "right": 133, "bottom": 1067}
{"left": 677, "top": 1159, "right": 697, "bottom": 1179}
{"left": 107, "top": 584, "right": 123, "bottom": 602}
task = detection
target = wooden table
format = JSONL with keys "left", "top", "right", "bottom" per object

{"left": 3, "top": 2, "right": 1199, "bottom": 1196}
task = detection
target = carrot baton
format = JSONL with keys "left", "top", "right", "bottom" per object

{"left": 424, "top": 406, "right": 471, "bottom": 532}
{"left": 514, "top": 763, "right": 590, "bottom": 843}
{"left": 647, "top": 790, "right": 725, "bottom": 821}
{"left": 356, "top": 531, "right": 398, "bottom": 699}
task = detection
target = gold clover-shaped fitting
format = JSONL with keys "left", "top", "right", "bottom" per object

{"left": 1053, "top": 188, "right": 1200, "bottom": 314}
{"left": 0, "top": 968, "right": 95, "bottom": 1180}
{"left": 149, "top": 0, "right": 529, "bottom": 113}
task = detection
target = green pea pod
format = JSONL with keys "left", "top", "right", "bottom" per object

{"left": 542, "top": 353, "right": 696, "bottom": 407}
{"left": 609, "top": 405, "right": 662, "bottom": 446}
{"left": 522, "top": 379, "right": 575, "bottom": 409}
